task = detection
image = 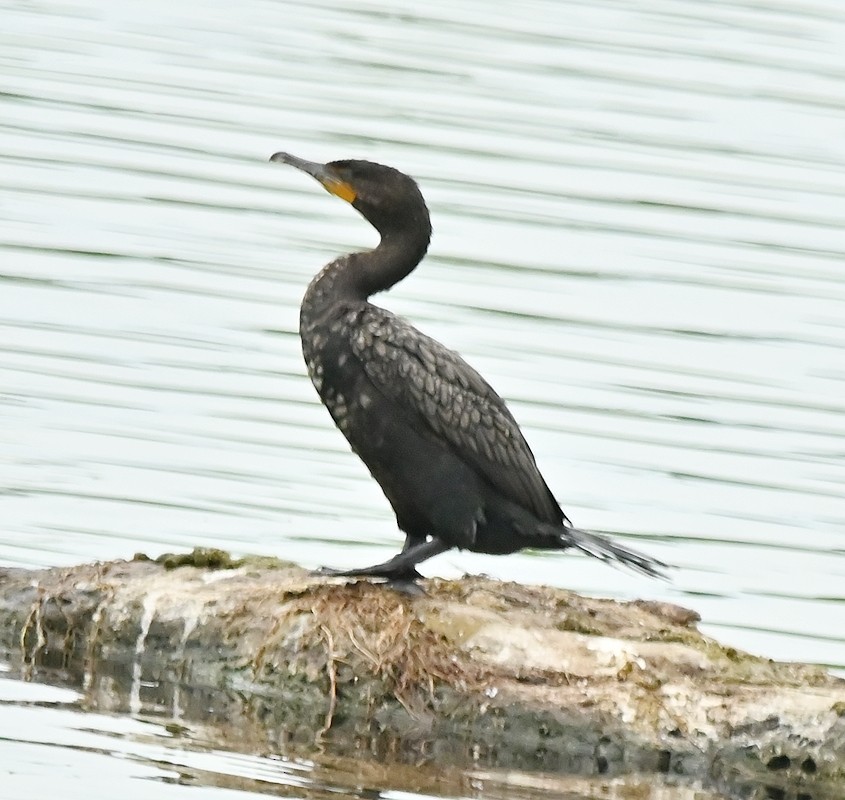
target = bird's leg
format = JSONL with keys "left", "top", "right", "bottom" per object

{"left": 400, "top": 531, "right": 426, "bottom": 553}
{"left": 319, "top": 537, "right": 450, "bottom": 581}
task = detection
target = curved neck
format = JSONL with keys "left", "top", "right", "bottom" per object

{"left": 304, "top": 223, "right": 430, "bottom": 314}
{"left": 360, "top": 228, "right": 430, "bottom": 296}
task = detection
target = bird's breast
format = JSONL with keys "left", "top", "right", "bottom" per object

{"left": 300, "top": 305, "right": 372, "bottom": 437}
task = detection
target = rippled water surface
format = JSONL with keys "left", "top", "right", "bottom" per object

{"left": 2, "top": 0, "right": 845, "bottom": 796}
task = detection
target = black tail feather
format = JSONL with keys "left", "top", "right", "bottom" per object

{"left": 544, "top": 524, "right": 669, "bottom": 578}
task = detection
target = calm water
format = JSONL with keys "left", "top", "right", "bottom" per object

{"left": 2, "top": 0, "right": 844, "bottom": 797}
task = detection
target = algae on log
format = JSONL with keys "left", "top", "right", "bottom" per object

{"left": 0, "top": 552, "right": 843, "bottom": 799}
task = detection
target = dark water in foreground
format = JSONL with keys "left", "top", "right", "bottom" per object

{"left": 2, "top": 0, "right": 844, "bottom": 797}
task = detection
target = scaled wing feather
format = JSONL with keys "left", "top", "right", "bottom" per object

{"left": 350, "top": 307, "right": 564, "bottom": 524}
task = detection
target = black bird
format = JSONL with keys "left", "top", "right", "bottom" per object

{"left": 270, "top": 152, "right": 665, "bottom": 583}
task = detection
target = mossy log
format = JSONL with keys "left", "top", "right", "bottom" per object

{"left": 0, "top": 550, "right": 843, "bottom": 799}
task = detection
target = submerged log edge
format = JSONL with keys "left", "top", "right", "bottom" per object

{"left": 1, "top": 550, "right": 843, "bottom": 798}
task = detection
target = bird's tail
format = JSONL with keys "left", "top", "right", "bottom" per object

{"left": 543, "top": 523, "right": 668, "bottom": 578}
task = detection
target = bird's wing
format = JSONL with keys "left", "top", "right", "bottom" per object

{"left": 350, "top": 306, "right": 565, "bottom": 524}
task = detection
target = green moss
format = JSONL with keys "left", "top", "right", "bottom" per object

{"left": 133, "top": 548, "right": 241, "bottom": 570}
{"left": 133, "top": 548, "right": 299, "bottom": 572}
{"left": 552, "top": 618, "right": 602, "bottom": 636}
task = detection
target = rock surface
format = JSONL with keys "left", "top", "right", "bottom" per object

{"left": 0, "top": 550, "right": 843, "bottom": 799}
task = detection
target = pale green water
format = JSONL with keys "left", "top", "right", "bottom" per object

{"left": 1, "top": 0, "right": 844, "bottom": 797}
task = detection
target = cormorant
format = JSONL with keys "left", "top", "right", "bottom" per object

{"left": 270, "top": 152, "right": 665, "bottom": 583}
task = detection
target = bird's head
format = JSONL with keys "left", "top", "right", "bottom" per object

{"left": 270, "top": 152, "right": 430, "bottom": 240}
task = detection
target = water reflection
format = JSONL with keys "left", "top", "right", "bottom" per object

{"left": 0, "top": 671, "right": 731, "bottom": 800}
